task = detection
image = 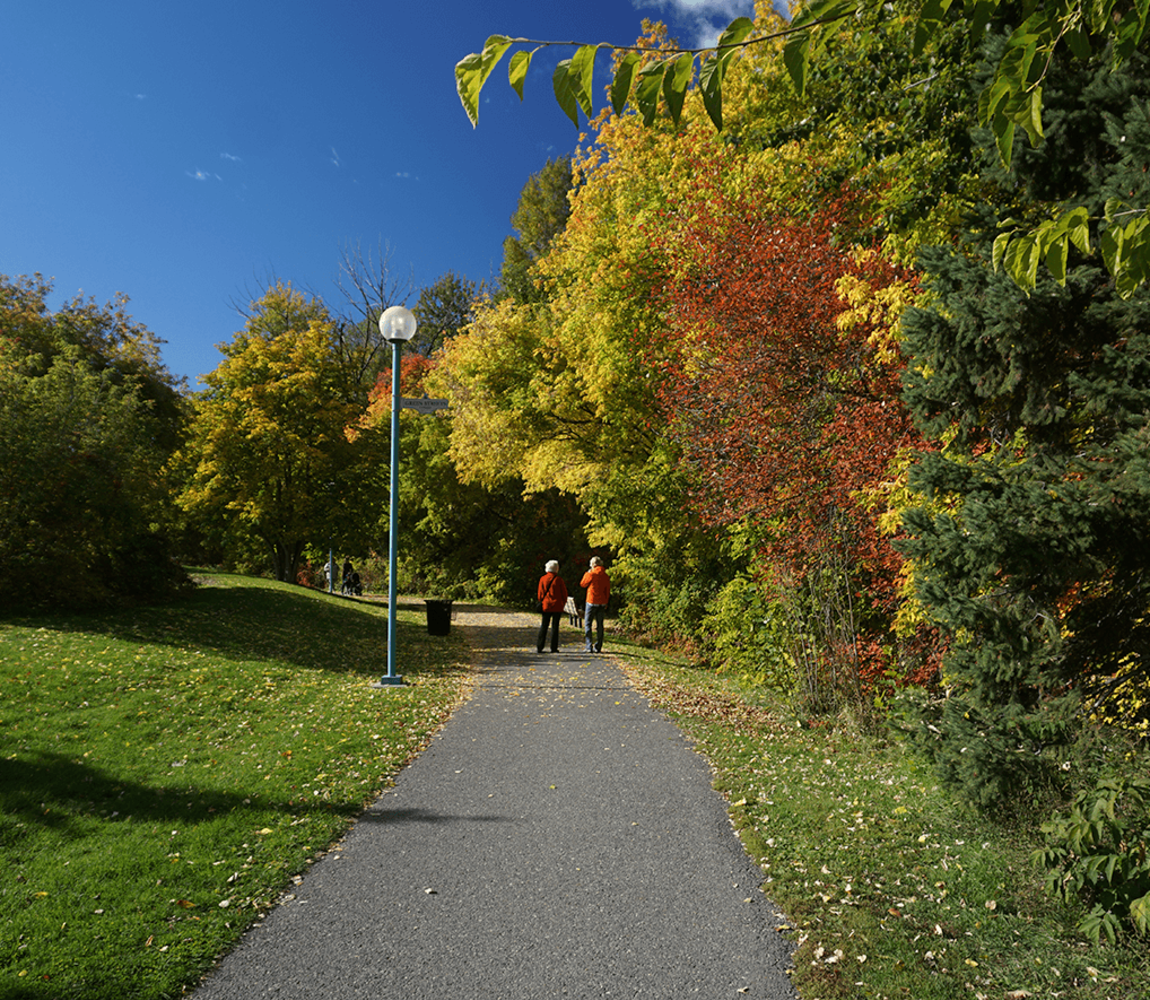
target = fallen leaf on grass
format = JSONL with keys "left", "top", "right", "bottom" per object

{"left": 175, "top": 899, "right": 196, "bottom": 909}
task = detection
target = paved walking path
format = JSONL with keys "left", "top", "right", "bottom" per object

{"left": 192, "top": 606, "right": 796, "bottom": 999}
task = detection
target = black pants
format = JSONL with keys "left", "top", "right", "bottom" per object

{"left": 537, "top": 612, "right": 561, "bottom": 652}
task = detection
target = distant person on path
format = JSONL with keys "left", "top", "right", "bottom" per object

{"left": 341, "top": 560, "right": 355, "bottom": 596}
{"left": 536, "top": 560, "right": 568, "bottom": 654}
{"left": 580, "top": 556, "right": 610, "bottom": 653}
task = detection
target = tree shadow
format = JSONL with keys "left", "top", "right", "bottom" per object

{"left": 356, "top": 805, "right": 510, "bottom": 825}
{"left": 0, "top": 750, "right": 362, "bottom": 843}
{"left": 0, "top": 580, "right": 469, "bottom": 680}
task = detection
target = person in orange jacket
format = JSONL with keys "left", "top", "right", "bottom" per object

{"left": 536, "top": 559, "right": 569, "bottom": 653}
{"left": 580, "top": 556, "right": 610, "bottom": 653}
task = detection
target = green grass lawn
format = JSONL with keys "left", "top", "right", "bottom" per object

{"left": 611, "top": 638, "right": 1150, "bottom": 1000}
{"left": 1, "top": 572, "right": 471, "bottom": 999}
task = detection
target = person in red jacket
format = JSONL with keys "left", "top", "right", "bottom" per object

{"left": 580, "top": 556, "right": 611, "bottom": 653}
{"left": 536, "top": 559, "right": 569, "bottom": 654}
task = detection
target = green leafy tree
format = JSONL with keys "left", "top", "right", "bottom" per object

{"left": 412, "top": 272, "right": 479, "bottom": 355}
{"left": 499, "top": 156, "right": 578, "bottom": 304}
{"left": 176, "top": 283, "right": 386, "bottom": 582}
{"left": 0, "top": 274, "right": 187, "bottom": 607}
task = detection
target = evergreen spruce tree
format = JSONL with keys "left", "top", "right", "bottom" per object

{"left": 899, "top": 44, "right": 1150, "bottom": 811}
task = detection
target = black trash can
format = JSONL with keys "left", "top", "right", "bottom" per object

{"left": 425, "top": 599, "right": 453, "bottom": 636}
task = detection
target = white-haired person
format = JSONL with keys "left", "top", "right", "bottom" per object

{"left": 536, "top": 559, "right": 569, "bottom": 654}
{"left": 580, "top": 556, "right": 611, "bottom": 653}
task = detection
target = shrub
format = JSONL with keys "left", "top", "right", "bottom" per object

{"left": 699, "top": 575, "right": 793, "bottom": 690}
{"left": 1034, "top": 774, "right": 1150, "bottom": 943}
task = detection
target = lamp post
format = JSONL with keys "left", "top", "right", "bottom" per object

{"left": 378, "top": 305, "right": 417, "bottom": 686}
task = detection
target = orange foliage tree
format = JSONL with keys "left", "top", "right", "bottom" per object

{"left": 648, "top": 188, "right": 938, "bottom": 699}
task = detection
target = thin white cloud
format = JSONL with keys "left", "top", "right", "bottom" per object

{"left": 220, "top": 152, "right": 242, "bottom": 162}
{"left": 330, "top": 147, "right": 341, "bottom": 167}
{"left": 187, "top": 170, "right": 221, "bottom": 182}
{"left": 636, "top": 0, "right": 756, "bottom": 47}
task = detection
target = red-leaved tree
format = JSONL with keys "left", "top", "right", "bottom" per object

{"left": 648, "top": 195, "right": 938, "bottom": 703}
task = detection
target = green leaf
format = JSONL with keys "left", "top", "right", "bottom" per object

{"left": 1003, "top": 233, "right": 1040, "bottom": 293}
{"left": 1064, "top": 206, "right": 1091, "bottom": 254}
{"left": 1130, "top": 892, "right": 1150, "bottom": 936}
{"left": 992, "top": 114, "right": 1016, "bottom": 169}
{"left": 913, "top": 0, "right": 954, "bottom": 56}
{"left": 715, "top": 15, "right": 755, "bottom": 52}
{"left": 992, "top": 231, "right": 1013, "bottom": 273}
{"left": 1013, "top": 85, "right": 1045, "bottom": 146}
{"left": 509, "top": 50, "right": 532, "bottom": 101}
{"left": 634, "top": 58, "right": 668, "bottom": 127}
{"left": 1044, "top": 232, "right": 1069, "bottom": 285}
{"left": 782, "top": 34, "right": 812, "bottom": 98}
{"left": 699, "top": 16, "right": 755, "bottom": 131}
{"left": 1064, "top": 26, "right": 1092, "bottom": 60}
{"left": 699, "top": 53, "right": 724, "bottom": 130}
{"left": 663, "top": 51, "right": 695, "bottom": 125}
{"left": 569, "top": 43, "right": 601, "bottom": 120}
{"left": 455, "top": 35, "right": 513, "bottom": 127}
{"left": 553, "top": 59, "right": 580, "bottom": 128}
{"left": 968, "top": 0, "right": 995, "bottom": 45}
{"left": 1101, "top": 224, "right": 1122, "bottom": 277}
{"left": 1115, "top": 6, "right": 1149, "bottom": 61}
{"left": 979, "top": 75, "right": 1010, "bottom": 126}
{"left": 611, "top": 52, "right": 640, "bottom": 115}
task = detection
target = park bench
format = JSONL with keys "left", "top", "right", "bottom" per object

{"left": 564, "top": 596, "right": 583, "bottom": 628}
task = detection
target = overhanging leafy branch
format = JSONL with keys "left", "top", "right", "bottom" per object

{"left": 457, "top": 0, "right": 1150, "bottom": 295}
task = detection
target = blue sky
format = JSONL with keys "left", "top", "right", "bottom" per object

{"left": 2, "top": 0, "right": 755, "bottom": 386}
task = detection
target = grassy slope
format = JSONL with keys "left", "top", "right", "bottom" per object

{"left": 1, "top": 573, "right": 471, "bottom": 999}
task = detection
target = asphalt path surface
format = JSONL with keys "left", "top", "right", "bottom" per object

{"left": 192, "top": 607, "right": 797, "bottom": 999}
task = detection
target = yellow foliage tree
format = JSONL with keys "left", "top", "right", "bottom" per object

{"left": 176, "top": 283, "right": 385, "bottom": 581}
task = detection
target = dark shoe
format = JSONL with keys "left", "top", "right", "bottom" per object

{"left": 536, "top": 648, "right": 544, "bottom": 654}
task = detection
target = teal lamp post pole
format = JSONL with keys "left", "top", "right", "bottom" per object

{"left": 378, "top": 305, "right": 417, "bottom": 686}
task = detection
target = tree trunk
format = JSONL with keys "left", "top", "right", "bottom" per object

{"left": 269, "top": 539, "right": 305, "bottom": 583}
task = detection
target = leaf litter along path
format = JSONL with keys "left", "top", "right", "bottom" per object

{"left": 191, "top": 606, "right": 797, "bottom": 999}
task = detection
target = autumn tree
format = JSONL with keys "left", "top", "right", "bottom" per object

{"left": 0, "top": 274, "right": 188, "bottom": 607}
{"left": 648, "top": 188, "right": 931, "bottom": 704}
{"left": 176, "top": 283, "right": 386, "bottom": 582}
{"left": 355, "top": 339, "right": 590, "bottom": 604}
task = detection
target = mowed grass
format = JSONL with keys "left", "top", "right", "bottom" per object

{"left": 611, "top": 638, "right": 1150, "bottom": 1000}
{"left": 1, "top": 572, "right": 472, "bottom": 1000}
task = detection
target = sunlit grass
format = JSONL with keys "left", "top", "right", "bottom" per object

{"left": 610, "top": 635, "right": 1149, "bottom": 1000}
{"left": 1, "top": 572, "right": 471, "bottom": 999}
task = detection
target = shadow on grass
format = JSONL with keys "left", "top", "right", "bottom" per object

{"left": 0, "top": 750, "right": 363, "bottom": 843}
{"left": 0, "top": 577, "right": 466, "bottom": 679}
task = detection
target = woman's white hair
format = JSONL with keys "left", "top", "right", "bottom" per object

{"left": 545, "top": 559, "right": 559, "bottom": 574}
